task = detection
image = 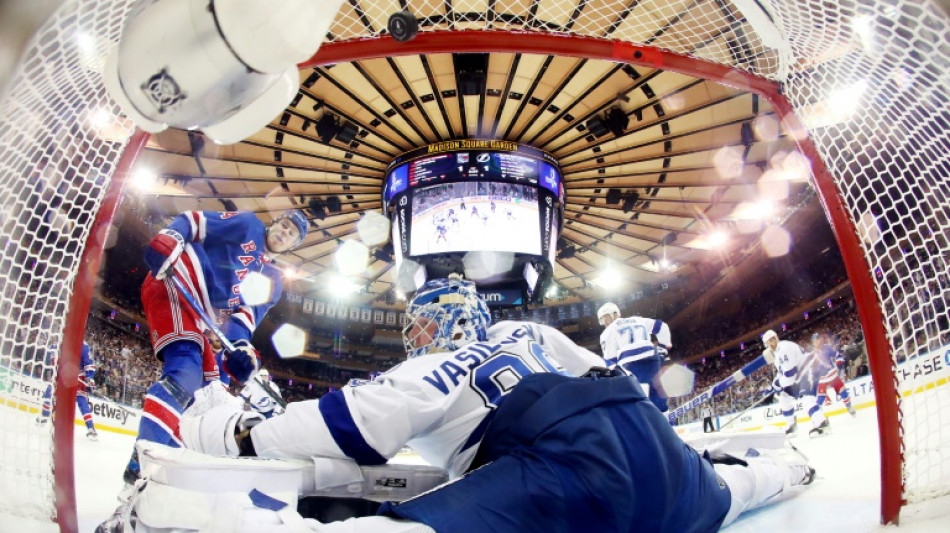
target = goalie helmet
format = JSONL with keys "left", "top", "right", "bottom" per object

{"left": 403, "top": 276, "right": 490, "bottom": 358}
{"left": 597, "top": 302, "right": 621, "bottom": 326}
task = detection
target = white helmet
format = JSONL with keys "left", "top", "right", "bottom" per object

{"left": 762, "top": 330, "right": 779, "bottom": 343}
{"left": 257, "top": 368, "right": 270, "bottom": 381}
{"left": 597, "top": 302, "right": 621, "bottom": 326}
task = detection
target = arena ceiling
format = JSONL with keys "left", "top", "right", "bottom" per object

{"left": 123, "top": 2, "right": 825, "bottom": 311}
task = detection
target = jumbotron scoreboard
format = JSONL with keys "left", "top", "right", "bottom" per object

{"left": 382, "top": 141, "right": 564, "bottom": 305}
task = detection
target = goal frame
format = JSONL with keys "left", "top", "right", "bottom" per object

{"left": 44, "top": 27, "right": 908, "bottom": 533}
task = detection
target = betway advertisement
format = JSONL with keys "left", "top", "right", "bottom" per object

{"left": 674, "top": 344, "right": 950, "bottom": 435}
{"left": 1, "top": 365, "right": 141, "bottom": 434}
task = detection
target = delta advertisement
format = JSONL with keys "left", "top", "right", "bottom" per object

{"left": 674, "top": 345, "right": 950, "bottom": 435}
{"left": 0, "top": 365, "right": 141, "bottom": 434}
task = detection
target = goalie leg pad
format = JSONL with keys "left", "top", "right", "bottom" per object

{"left": 715, "top": 446, "right": 813, "bottom": 527}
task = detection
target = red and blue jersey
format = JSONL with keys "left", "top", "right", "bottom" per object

{"left": 815, "top": 344, "right": 844, "bottom": 384}
{"left": 164, "top": 211, "right": 283, "bottom": 342}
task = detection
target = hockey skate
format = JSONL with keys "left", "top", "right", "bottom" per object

{"left": 847, "top": 404, "right": 856, "bottom": 416}
{"left": 87, "top": 428, "right": 98, "bottom": 441}
{"left": 784, "top": 421, "right": 797, "bottom": 436}
{"left": 808, "top": 419, "right": 830, "bottom": 438}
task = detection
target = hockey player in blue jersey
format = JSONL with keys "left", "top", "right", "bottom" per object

{"left": 37, "top": 341, "right": 98, "bottom": 440}
{"left": 597, "top": 302, "right": 672, "bottom": 412}
{"left": 180, "top": 276, "right": 815, "bottom": 533}
{"left": 121, "top": 209, "right": 308, "bottom": 484}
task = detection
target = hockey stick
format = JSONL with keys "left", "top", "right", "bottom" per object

{"left": 169, "top": 272, "right": 236, "bottom": 353}
{"left": 667, "top": 348, "right": 775, "bottom": 423}
{"left": 253, "top": 375, "right": 287, "bottom": 409}
{"left": 715, "top": 349, "right": 823, "bottom": 430}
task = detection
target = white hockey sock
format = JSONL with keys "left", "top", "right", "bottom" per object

{"left": 315, "top": 516, "right": 435, "bottom": 533}
{"left": 714, "top": 458, "right": 787, "bottom": 527}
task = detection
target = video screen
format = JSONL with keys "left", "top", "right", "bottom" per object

{"left": 407, "top": 151, "right": 542, "bottom": 188}
{"left": 410, "top": 181, "right": 541, "bottom": 256}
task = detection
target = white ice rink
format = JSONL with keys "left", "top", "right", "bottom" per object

{"left": 5, "top": 400, "right": 949, "bottom": 532}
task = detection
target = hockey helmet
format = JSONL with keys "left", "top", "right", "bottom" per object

{"left": 258, "top": 368, "right": 270, "bottom": 381}
{"left": 270, "top": 210, "right": 309, "bottom": 249}
{"left": 403, "top": 275, "right": 490, "bottom": 358}
{"left": 762, "top": 329, "right": 779, "bottom": 343}
{"left": 597, "top": 302, "right": 621, "bottom": 326}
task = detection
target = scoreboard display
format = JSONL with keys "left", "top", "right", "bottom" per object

{"left": 382, "top": 141, "right": 563, "bottom": 303}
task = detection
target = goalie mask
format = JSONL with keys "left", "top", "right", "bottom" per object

{"left": 403, "top": 277, "right": 491, "bottom": 359}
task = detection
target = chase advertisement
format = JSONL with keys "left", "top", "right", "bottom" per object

{"left": 674, "top": 345, "right": 950, "bottom": 435}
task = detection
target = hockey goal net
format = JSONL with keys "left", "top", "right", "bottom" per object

{"left": 0, "top": 0, "right": 946, "bottom": 530}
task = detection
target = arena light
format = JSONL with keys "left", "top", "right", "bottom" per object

{"left": 593, "top": 266, "right": 623, "bottom": 290}
{"left": 328, "top": 274, "right": 360, "bottom": 297}
{"left": 708, "top": 230, "right": 729, "bottom": 248}
{"left": 357, "top": 210, "right": 391, "bottom": 247}
{"left": 271, "top": 323, "right": 307, "bottom": 359}
{"left": 333, "top": 239, "right": 369, "bottom": 276}
{"left": 130, "top": 167, "right": 157, "bottom": 193}
{"left": 239, "top": 271, "right": 273, "bottom": 306}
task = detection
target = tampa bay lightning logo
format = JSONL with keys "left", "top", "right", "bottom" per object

{"left": 142, "top": 68, "right": 186, "bottom": 113}
{"left": 476, "top": 153, "right": 490, "bottom": 163}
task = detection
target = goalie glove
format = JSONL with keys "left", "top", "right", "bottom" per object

{"left": 222, "top": 339, "right": 260, "bottom": 384}
{"left": 144, "top": 229, "right": 185, "bottom": 279}
{"left": 180, "top": 383, "right": 263, "bottom": 457}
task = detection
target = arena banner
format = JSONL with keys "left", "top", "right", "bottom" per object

{"left": 674, "top": 344, "right": 950, "bottom": 435}
{"left": 1, "top": 365, "right": 141, "bottom": 435}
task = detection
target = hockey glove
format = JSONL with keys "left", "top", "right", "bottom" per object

{"left": 180, "top": 383, "right": 263, "bottom": 456}
{"left": 144, "top": 229, "right": 185, "bottom": 279}
{"left": 223, "top": 339, "right": 260, "bottom": 384}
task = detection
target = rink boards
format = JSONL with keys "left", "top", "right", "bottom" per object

{"left": 674, "top": 344, "right": 950, "bottom": 435}
{"left": 0, "top": 365, "right": 141, "bottom": 434}
{"left": 4, "top": 343, "right": 950, "bottom": 438}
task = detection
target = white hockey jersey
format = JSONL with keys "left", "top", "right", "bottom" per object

{"left": 240, "top": 377, "right": 284, "bottom": 417}
{"left": 599, "top": 316, "right": 672, "bottom": 368}
{"left": 771, "top": 339, "right": 806, "bottom": 387}
{"left": 249, "top": 321, "right": 602, "bottom": 476}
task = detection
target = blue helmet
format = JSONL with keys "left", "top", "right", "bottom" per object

{"left": 403, "top": 276, "right": 491, "bottom": 358}
{"left": 273, "top": 209, "right": 309, "bottom": 248}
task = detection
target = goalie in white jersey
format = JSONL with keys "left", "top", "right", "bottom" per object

{"left": 180, "top": 277, "right": 816, "bottom": 533}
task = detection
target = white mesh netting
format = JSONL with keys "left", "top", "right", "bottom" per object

{"left": 0, "top": 0, "right": 136, "bottom": 524}
{"left": 0, "top": 0, "right": 947, "bottom": 526}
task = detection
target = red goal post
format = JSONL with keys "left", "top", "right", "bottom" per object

{"left": 0, "top": 0, "right": 947, "bottom": 531}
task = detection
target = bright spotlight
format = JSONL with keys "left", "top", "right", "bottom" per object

{"left": 593, "top": 267, "right": 623, "bottom": 290}
{"left": 240, "top": 271, "right": 274, "bottom": 306}
{"left": 708, "top": 231, "right": 728, "bottom": 248}
{"left": 357, "top": 211, "right": 391, "bottom": 247}
{"left": 333, "top": 240, "right": 369, "bottom": 276}
{"left": 328, "top": 274, "right": 360, "bottom": 297}
{"left": 659, "top": 258, "right": 671, "bottom": 270}
{"left": 271, "top": 323, "right": 307, "bottom": 359}
{"left": 88, "top": 108, "right": 112, "bottom": 130}
{"left": 131, "top": 167, "right": 157, "bottom": 193}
